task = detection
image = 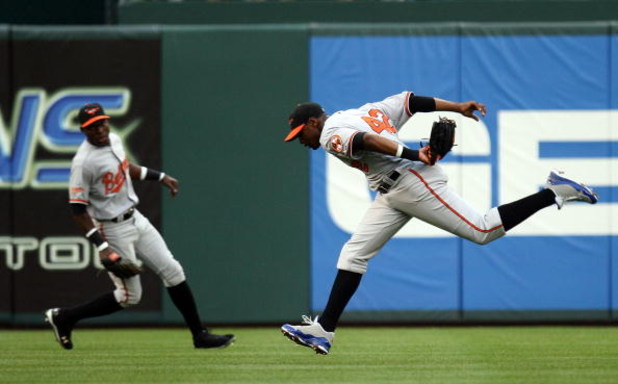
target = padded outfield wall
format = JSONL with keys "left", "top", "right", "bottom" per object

{"left": 307, "top": 22, "right": 618, "bottom": 323}
{"left": 0, "top": 25, "right": 309, "bottom": 326}
{"left": 139, "top": 21, "right": 618, "bottom": 324}
{"left": 164, "top": 22, "right": 618, "bottom": 324}
{"left": 1, "top": 22, "right": 617, "bottom": 325}
{"left": 119, "top": 0, "right": 618, "bottom": 25}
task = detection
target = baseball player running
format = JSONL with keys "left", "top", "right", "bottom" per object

{"left": 45, "top": 103, "right": 234, "bottom": 350}
{"left": 280, "top": 91, "right": 598, "bottom": 355}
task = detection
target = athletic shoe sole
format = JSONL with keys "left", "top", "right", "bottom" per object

{"left": 281, "top": 325, "right": 329, "bottom": 355}
{"left": 548, "top": 170, "right": 598, "bottom": 204}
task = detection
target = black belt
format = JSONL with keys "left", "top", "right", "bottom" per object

{"left": 102, "top": 208, "right": 135, "bottom": 223}
{"left": 377, "top": 171, "right": 401, "bottom": 194}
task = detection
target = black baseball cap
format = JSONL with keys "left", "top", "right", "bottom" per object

{"left": 284, "top": 102, "right": 325, "bottom": 142}
{"left": 78, "top": 103, "right": 110, "bottom": 128}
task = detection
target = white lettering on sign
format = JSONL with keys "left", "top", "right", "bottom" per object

{"left": 326, "top": 110, "right": 617, "bottom": 237}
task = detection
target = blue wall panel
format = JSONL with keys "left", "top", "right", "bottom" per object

{"left": 610, "top": 26, "right": 618, "bottom": 320}
{"left": 310, "top": 28, "right": 616, "bottom": 320}
{"left": 311, "top": 36, "right": 463, "bottom": 313}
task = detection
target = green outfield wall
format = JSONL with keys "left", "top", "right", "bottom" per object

{"left": 2, "top": 20, "right": 618, "bottom": 326}
{"left": 159, "top": 25, "right": 310, "bottom": 324}
{"left": 119, "top": 0, "right": 618, "bottom": 25}
{"left": 0, "top": 24, "right": 310, "bottom": 326}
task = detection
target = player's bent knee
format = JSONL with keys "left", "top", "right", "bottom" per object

{"left": 160, "top": 262, "right": 186, "bottom": 287}
{"left": 116, "top": 295, "right": 142, "bottom": 308}
{"left": 470, "top": 236, "right": 492, "bottom": 246}
{"left": 466, "top": 228, "right": 506, "bottom": 245}
{"left": 336, "top": 257, "right": 368, "bottom": 275}
{"left": 114, "top": 286, "right": 142, "bottom": 307}
{"left": 125, "top": 291, "right": 142, "bottom": 307}
{"left": 120, "top": 296, "right": 141, "bottom": 308}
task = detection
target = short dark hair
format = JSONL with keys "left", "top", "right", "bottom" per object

{"left": 288, "top": 102, "right": 325, "bottom": 129}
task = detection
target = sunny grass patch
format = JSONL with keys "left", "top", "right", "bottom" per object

{"left": 1, "top": 327, "right": 617, "bottom": 384}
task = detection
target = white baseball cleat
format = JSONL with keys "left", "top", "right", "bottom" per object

{"left": 281, "top": 315, "right": 334, "bottom": 355}
{"left": 545, "top": 170, "right": 598, "bottom": 209}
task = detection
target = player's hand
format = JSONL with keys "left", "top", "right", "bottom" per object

{"left": 99, "top": 249, "right": 142, "bottom": 278}
{"left": 419, "top": 145, "right": 441, "bottom": 165}
{"left": 99, "top": 247, "right": 115, "bottom": 261}
{"left": 161, "top": 175, "right": 179, "bottom": 198}
{"left": 457, "top": 101, "right": 486, "bottom": 121}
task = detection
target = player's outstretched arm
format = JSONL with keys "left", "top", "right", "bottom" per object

{"left": 434, "top": 98, "right": 486, "bottom": 121}
{"left": 129, "top": 162, "right": 179, "bottom": 198}
{"left": 362, "top": 133, "right": 434, "bottom": 165}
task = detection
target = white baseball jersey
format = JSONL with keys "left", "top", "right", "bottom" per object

{"left": 328, "top": 92, "right": 506, "bottom": 274}
{"left": 69, "top": 133, "right": 139, "bottom": 220}
{"left": 68, "top": 132, "right": 185, "bottom": 305}
{"left": 320, "top": 91, "right": 415, "bottom": 190}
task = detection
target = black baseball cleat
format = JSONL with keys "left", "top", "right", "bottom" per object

{"left": 44, "top": 308, "right": 74, "bottom": 350}
{"left": 193, "top": 331, "right": 235, "bottom": 349}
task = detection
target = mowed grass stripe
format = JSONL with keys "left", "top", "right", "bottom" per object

{"left": 0, "top": 327, "right": 617, "bottom": 384}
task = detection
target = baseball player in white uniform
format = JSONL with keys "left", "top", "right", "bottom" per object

{"left": 44, "top": 103, "right": 235, "bottom": 350}
{"left": 280, "top": 91, "right": 598, "bottom": 355}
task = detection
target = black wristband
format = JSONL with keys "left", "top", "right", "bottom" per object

{"left": 352, "top": 132, "right": 366, "bottom": 150}
{"left": 409, "top": 95, "right": 436, "bottom": 113}
{"left": 145, "top": 168, "right": 162, "bottom": 181}
{"left": 401, "top": 147, "right": 420, "bottom": 161}
{"left": 139, "top": 166, "right": 166, "bottom": 181}
{"left": 85, "top": 228, "right": 106, "bottom": 247}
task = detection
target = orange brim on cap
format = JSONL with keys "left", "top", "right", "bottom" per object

{"left": 284, "top": 123, "right": 305, "bottom": 142}
{"left": 81, "top": 115, "right": 110, "bottom": 128}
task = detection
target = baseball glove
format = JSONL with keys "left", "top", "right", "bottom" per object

{"left": 101, "top": 251, "right": 142, "bottom": 279}
{"left": 428, "top": 117, "right": 457, "bottom": 164}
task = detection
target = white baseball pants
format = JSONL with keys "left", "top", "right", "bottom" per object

{"left": 337, "top": 164, "right": 506, "bottom": 274}
{"left": 98, "top": 209, "right": 186, "bottom": 307}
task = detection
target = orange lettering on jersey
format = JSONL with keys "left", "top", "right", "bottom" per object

{"left": 70, "top": 187, "right": 84, "bottom": 194}
{"left": 361, "top": 109, "right": 396, "bottom": 134}
{"left": 351, "top": 160, "right": 369, "bottom": 173}
{"left": 102, "top": 161, "right": 127, "bottom": 194}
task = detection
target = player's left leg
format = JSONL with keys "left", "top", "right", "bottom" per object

{"left": 132, "top": 210, "right": 235, "bottom": 349}
{"left": 45, "top": 292, "right": 123, "bottom": 350}
{"left": 44, "top": 221, "right": 139, "bottom": 350}
{"left": 386, "top": 168, "right": 506, "bottom": 244}
{"left": 390, "top": 168, "right": 597, "bottom": 244}
{"left": 496, "top": 170, "right": 598, "bottom": 230}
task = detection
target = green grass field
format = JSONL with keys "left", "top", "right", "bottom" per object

{"left": 1, "top": 326, "right": 617, "bottom": 384}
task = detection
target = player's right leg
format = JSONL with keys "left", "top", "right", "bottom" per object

{"left": 282, "top": 195, "right": 410, "bottom": 355}
{"left": 335, "top": 194, "right": 411, "bottom": 274}
{"left": 281, "top": 315, "right": 335, "bottom": 355}
{"left": 132, "top": 210, "right": 234, "bottom": 349}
